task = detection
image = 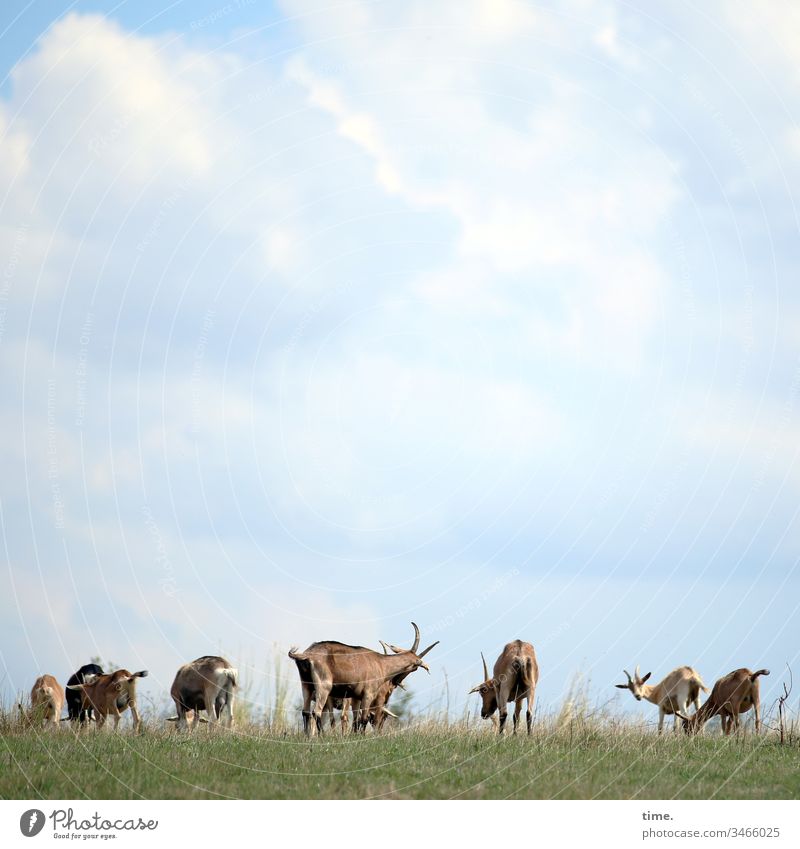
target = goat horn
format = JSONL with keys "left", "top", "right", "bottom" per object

{"left": 623, "top": 669, "right": 632, "bottom": 682}
{"left": 379, "top": 640, "right": 390, "bottom": 654}
{"left": 635, "top": 665, "right": 640, "bottom": 680}
{"left": 482, "top": 652, "right": 489, "bottom": 681}
{"left": 410, "top": 622, "right": 421, "bottom": 654}
{"left": 417, "top": 640, "right": 439, "bottom": 659}
{"left": 381, "top": 707, "right": 398, "bottom": 718}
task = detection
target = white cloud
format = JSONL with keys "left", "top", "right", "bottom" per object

{"left": 9, "top": 14, "right": 221, "bottom": 187}
{"left": 283, "top": 8, "right": 681, "bottom": 368}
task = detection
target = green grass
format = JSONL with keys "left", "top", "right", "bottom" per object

{"left": 1, "top": 720, "right": 797, "bottom": 799}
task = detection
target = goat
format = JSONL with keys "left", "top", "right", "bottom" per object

{"left": 67, "top": 669, "right": 148, "bottom": 731}
{"left": 29, "top": 675, "right": 65, "bottom": 727}
{"left": 65, "top": 663, "right": 104, "bottom": 724}
{"left": 615, "top": 665, "right": 708, "bottom": 733}
{"left": 169, "top": 655, "right": 238, "bottom": 730}
{"left": 469, "top": 640, "right": 539, "bottom": 734}
{"left": 676, "top": 668, "right": 769, "bottom": 735}
{"left": 289, "top": 623, "right": 437, "bottom": 735}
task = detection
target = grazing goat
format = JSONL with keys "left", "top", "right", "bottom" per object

{"left": 29, "top": 675, "right": 65, "bottom": 727}
{"left": 469, "top": 640, "right": 539, "bottom": 734}
{"left": 615, "top": 665, "right": 708, "bottom": 733}
{"left": 170, "top": 655, "right": 238, "bottom": 730}
{"left": 676, "top": 668, "right": 769, "bottom": 735}
{"left": 67, "top": 669, "right": 148, "bottom": 731}
{"left": 66, "top": 663, "right": 104, "bottom": 724}
{"left": 323, "top": 680, "right": 401, "bottom": 733}
{"left": 368, "top": 677, "right": 403, "bottom": 731}
{"left": 289, "top": 622, "right": 437, "bottom": 735}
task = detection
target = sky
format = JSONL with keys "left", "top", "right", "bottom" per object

{"left": 0, "top": 0, "right": 798, "bottom": 727}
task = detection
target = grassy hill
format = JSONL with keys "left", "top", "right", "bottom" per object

{"left": 2, "top": 716, "right": 797, "bottom": 800}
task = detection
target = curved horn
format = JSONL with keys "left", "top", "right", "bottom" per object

{"left": 482, "top": 652, "right": 489, "bottom": 681}
{"left": 623, "top": 669, "right": 632, "bottom": 682}
{"left": 410, "top": 622, "right": 421, "bottom": 654}
{"left": 417, "top": 641, "right": 439, "bottom": 659}
{"left": 379, "top": 640, "right": 390, "bottom": 654}
{"left": 634, "top": 665, "right": 640, "bottom": 680}
{"left": 381, "top": 706, "right": 399, "bottom": 718}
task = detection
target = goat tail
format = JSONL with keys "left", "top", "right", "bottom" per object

{"left": 694, "top": 672, "right": 710, "bottom": 693}
{"left": 288, "top": 649, "right": 314, "bottom": 687}
{"left": 220, "top": 667, "right": 238, "bottom": 687}
{"left": 751, "top": 668, "right": 770, "bottom": 681}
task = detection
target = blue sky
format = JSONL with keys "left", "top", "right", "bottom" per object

{"left": 1, "top": 0, "right": 798, "bottom": 725}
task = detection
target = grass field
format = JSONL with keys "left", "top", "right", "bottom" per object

{"left": 2, "top": 718, "right": 798, "bottom": 800}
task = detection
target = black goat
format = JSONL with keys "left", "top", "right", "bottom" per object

{"left": 65, "top": 663, "right": 104, "bottom": 723}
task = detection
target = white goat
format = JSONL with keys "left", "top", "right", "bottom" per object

{"left": 615, "top": 665, "right": 708, "bottom": 733}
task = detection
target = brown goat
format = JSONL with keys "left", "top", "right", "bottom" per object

{"left": 312, "top": 643, "right": 381, "bottom": 732}
{"left": 325, "top": 677, "right": 402, "bottom": 733}
{"left": 469, "top": 640, "right": 539, "bottom": 734}
{"left": 289, "top": 623, "right": 437, "bottom": 734}
{"left": 170, "top": 656, "right": 238, "bottom": 730}
{"left": 676, "top": 668, "right": 769, "bottom": 735}
{"left": 68, "top": 669, "right": 148, "bottom": 731}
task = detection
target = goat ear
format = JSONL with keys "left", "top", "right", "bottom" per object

{"left": 614, "top": 683, "right": 629, "bottom": 689}
{"left": 641, "top": 672, "right": 652, "bottom": 683}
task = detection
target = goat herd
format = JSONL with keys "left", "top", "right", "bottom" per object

{"left": 22, "top": 623, "right": 770, "bottom": 737}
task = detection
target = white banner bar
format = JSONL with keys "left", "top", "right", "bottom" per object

{"left": 1, "top": 800, "right": 796, "bottom": 848}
